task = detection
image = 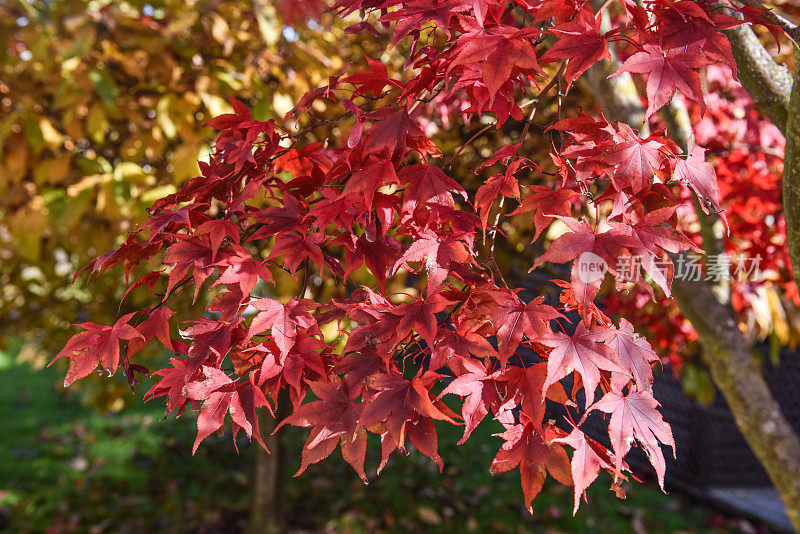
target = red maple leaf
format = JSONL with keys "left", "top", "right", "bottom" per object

{"left": 539, "top": 323, "right": 627, "bottom": 409}
{"left": 470, "top": 0, "right": 506, "bottom": 27}
{"left": 247, "top": 297, "right": 317, "bottom": 358}
{"left": 214, "top": 245, "right": 274, "bottom": 295}
{"left": 612, "top": 43, "right": 708, "bottom": 118}
{"left": 357, "top": 371, "right": 456, "bottom": 470}
{"left": 128, "top": 306, "right": 175, "bottom": 357}
{"left": 282, "top": 334, "right": 330, "bottom": 396}
{"left": 342, "top": 234, "right": 401, "bottom": 288}
{"left": 448, "top": 26, "right": 540, "bottom": 103}
{"left": 233, "top": 376, "right": 272, "bottom": 451}
{"left": 184, "top": 318, "right": 240, "bottom": 361}
{"left": 475, "top": 161, "right": 522, "bottom": 235}
{"left": 657, "top": 9, "right": 737, "bottom": 71}
{"left": 603, "top": 318, "right": 661, "bottom": 391}
{"left": 490, "top": 416, "right": 572, "bottom": 512}
{"left": 552, "top": 426, "right": 617, "bottom": 515}
{"left": 185, "top": 366, "right": 254, "bottom": 453}
{"left": 440, "top": 357, "right": 507, "bottom": 444}
{"left": 50, "top": 312, "right": 144, "bottom": 386}
{"left": 362, "top": 108, "right": 440, "bottom": 162}
{"left": 145, "top": 356, "right": 197, "bottom": 414}
{"left": 485, "top": 291, "right": 564, "bottom": 366}
{"left": 505, "top": 361, "right": 568, "bottom": 425}
{"left": 268, "top": 231, "right": 325, "bottom": 275}
{"left": 343, "top": 158, "right": 398, "bottom": 209}
{"left": 196, "top": 218, "right": 239, "bottom": 261}
{"left": 332, "top": 346, "right": 384, "bottom": 399}
{"left": 601, "top": 123, "right": 668, "bottom": 193}
{"left": 379, "top": 0, "right": 470, "bottom": 46}
{"left": 510, "top": 185, "right": 576, "bottom": 241}
{"left": 162, "top": 235, "right": 215, "bottom": 296}
{"left": 532, "top": 216, "right": 638, "bottom": 280}
{"left": 278, "top": 380, "right": 368, "bottom": 481}
{"left": 674, "top": 141, "right": 723, "bottom": 215}
{"left": 611, "top": 206, "right": 701, "bottom": 295}
{"left": 247, "top": 194, "right": 302, "bottom": 241}
{"left": 590, "top": 390, "right": 675, "bottom": 489}
{"left": 481, "top": 29, "right": 541, "bottom": 101}
{"left": 391, "top": 230, "right": 475, "bottom": 292}
{"left": 432, "top": 327, "right": 498, "bottom": 369}
{"left": 540, "top": 9, "right": 610, "bottom": 85}
{"left": 389, "top": 293, "right": 454, "bottom": 349}
{"left": 398, "top": 164, "right": 468, "bottom": 210}
{"left": 343, "top": 56, "right": 402, "bottom": 97}
{"left": 623, "top": 207, "right": 701, "bottom": 257}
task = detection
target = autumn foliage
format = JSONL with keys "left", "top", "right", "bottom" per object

{"left": 52, "top": 0, "right": 789, "bottom": 514}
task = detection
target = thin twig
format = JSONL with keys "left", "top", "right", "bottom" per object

{"left": 516, "top": 62, "right": 567, "bottom": 154}
{"left": 444, "top": 123, "right": 494, "bottom": 169}
{"left": 299, "top": 259, "right": 310, "bottom": 299}
{"left": 487, "top": 197, "right": 509, "bottom": 288}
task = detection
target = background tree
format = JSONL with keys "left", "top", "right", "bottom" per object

{"left": 0, "top": 0, "right": 363, "bottom": 404}
{"left": 1, "top": 2, "right": 363, "bottom": 529}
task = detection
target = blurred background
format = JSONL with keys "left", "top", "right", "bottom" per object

{"left": 0, "top": 1, "right": 795, "bottom": 532}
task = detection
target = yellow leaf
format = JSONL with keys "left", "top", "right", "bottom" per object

{"left": 767, "top": 287, "right": 790, "bottom": 345}
{"left": 33, "top": 153, "right": 72, "bottom": 185}
{"left": 0, "top": 135, "right": 30, "bottom": 184}
{"left": 254, "top": 0, "right": 281, "bottom": 46}
{"left": 272, "top": 93, "right": 294, "bottom": 119}
{"left": 157, "top": 95, "right": 178, "bottom": 139}
{"left": 140, "top": 185, "right": 177, "bottom": 204}
{"left": 170, "top": 141, "right": 202, "bottom": 183}
{"left": 209, "top": 12, "right": 232, "bottom": 49}
{"left": 196, "top": 76, "right": 233, "bottom": 117}
{"left": 9, "top": 203, "right": 48, "bottom": 263}
{"left": 86, "top": 103, "right": 108, "bottom": 144}
{"left": 114, "top": 161, "right": 152, "bottom": 186}
{"left": 39, "top": 118, "right": 64, "bottom": 150}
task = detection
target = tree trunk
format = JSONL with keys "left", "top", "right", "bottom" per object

{"left": 248, "top": 393, "right": 289, "bottom": 534}
{"left": 782, "top": 56, "right": 800, "bottom": 295}
{"left": 725, "top": 23, "right": 793, "bottom": 135}
{"left": 671, "top": 273, "right": 800, "bottom": 531}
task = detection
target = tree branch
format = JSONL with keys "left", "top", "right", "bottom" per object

{"left": 670, "top": 271, "right": 800, "bottom": 532}
{"left": 724, "top": 23, "right": 793, "bottom": 133}
{"left": 581, "top": 6, "right": 648, "bottom": 135}
{"left": 660, "top": 97, "right": 731, "bottom": 302}
{"left": 782, "top": 55, "right": 800, "bottom": 293}
{"left": 722, "top": 19, "right": 800, "bottom": 301}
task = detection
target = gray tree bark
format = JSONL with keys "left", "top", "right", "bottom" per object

{"left": 782, "top": 57, "right": 800, "bottom": 298}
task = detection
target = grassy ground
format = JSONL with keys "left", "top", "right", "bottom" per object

{"left": 0, "top": 350, "right": 759, "bottom": 533}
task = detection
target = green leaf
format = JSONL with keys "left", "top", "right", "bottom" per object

{"left": 769, "top": 331, "right": 782, "bottom": 365}
{"left": 88, "top": 67, "right": 119, "bottom": 110}
{"left": 681, "top": 364, "right": 714, "bottom": 406}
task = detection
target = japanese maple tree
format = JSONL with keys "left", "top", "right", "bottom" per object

{"left": 51, "top": 0, "right": 800, "bottom": 525}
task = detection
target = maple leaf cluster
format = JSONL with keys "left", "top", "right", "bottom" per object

{"left": 52, "top": 0, "right": 780, "bottom": 514}
{"left": 605, "top": 63, "right": 796, "bottom": 367}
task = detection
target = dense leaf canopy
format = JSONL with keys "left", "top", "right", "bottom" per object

{"left": 24, "top": 0, "right": 800, "bottom": 514}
